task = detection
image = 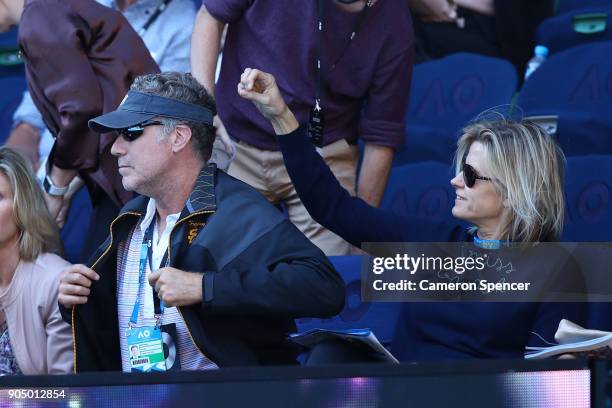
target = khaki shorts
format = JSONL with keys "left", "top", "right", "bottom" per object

{"left": 227, "top": 138, "right": 358, "bottom": 256}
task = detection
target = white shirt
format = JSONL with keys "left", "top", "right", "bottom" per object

{"left": 116, "top": 198, "right": 218, "bottom": 372}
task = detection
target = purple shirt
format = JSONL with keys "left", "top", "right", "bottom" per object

{"left": 205, "top": 0, "right": 414, "bottom": 150}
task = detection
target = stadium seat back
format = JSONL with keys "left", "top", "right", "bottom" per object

{"left": 295, "top": 256, "right": 401, "bottom": 347}
{"left": 562, "top": 155, "right": 612, "bottom": 241}
{"left": 0, "top": 28, "right": 26, "bottom": 145}
{"left": 537, "top": 8, "right": 612, "bottom": 55}
{"left": 396, "top": 125, "right": 456, "bottom": 166}
{"left": 556, "top": 0, "right": 612, "bottom": 15}
{"left": 60, "top": 188, "right": 93, "bottom": 264}
{"left": 517, "top": 41, "right": 612, "bottom": 156}
{"left": 407, "top": 53, "right": 518, "bottom": 138}
{"left": 381, "top": 161, "right": 455, "bottom": 222}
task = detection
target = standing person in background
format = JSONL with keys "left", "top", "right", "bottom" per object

{"left": 0, "top": 147, "right": 72, "bottom": 375}
{"left": 191, "top": 0, "right": 414, "bottom": 255}
{"left": 408, "top": 0, "right": 553, "bottom": 74}
{"left": 0, "top": 0, "right": 159, "bottom": 257}
{"left": 4, "top": 0, "right": 193, "bottom": 225}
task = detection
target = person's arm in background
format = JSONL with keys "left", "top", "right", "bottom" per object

{"left": 406, "top": 0, "right": 457, "bottom": 21}
{"left": 357, "top": 7, "right": 414, "bottom": 207}
{"left": 190, "top": 1, "right": 250, "bottom": 168}
{"left": 358, "top": 145, "right": 395, "bottom": 207}
{"left": 190, "top": 4, "right": 225, "bottom": 95}
{"left": 454, "top": 0, "right": 494, "bottom": 15}
{"left": 5, "top": 91, "right": 45, "bottom": 169}
{"left": 20, "top": 1, "right": 104, "bottom": 220}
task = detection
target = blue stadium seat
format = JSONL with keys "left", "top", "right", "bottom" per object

{"left": 295, "top": 256, "right": 401, "bottom": 347}
{"left": 537, "top": 8, "right": 612, "bottom": 55}
{"left": 556, "top": 0, "right": 612, "bottom": 15}
{"left": 0, "top": 28, "right": 26, "bottom": 145}
{"left": 562, "top": 155, "right": 612, "bottom": 242}
{"left": 516, "top": 41, "right": 612, "bottom": 157}
{"left": 381, "top": 161, "right": 456, "bottom": 223}
{"left": 403, "top": 53, "right": 518, "bottom": 165}
{"left": 60, "top": 187, "right": 93, "bottom": 264}
{"left": 395, "top": 125, "right": 456, "bottom": 166}
{"left": 0, "top": 74, "right": 26, "bottom": 145}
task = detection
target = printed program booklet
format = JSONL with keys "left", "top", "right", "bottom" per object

{"left": 290, "top": 328, "right": 399, "bottom": 363}
{"left": 525, "top": 319, "right": 612, "bottom": 359}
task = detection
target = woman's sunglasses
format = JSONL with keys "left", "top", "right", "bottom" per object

{"left": 462, "top": 155, "right": 492, "bottom": 188}
{"left": 117, "top": 120, "right": 163, "bottom": 142}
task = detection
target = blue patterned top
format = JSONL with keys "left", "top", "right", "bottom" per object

{"left": 0, "top": 321, "right": 21, "bottom": 375}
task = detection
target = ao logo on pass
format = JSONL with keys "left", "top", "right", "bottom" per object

{"left": 138, "top": 330, "right": 151, "bottom": 339}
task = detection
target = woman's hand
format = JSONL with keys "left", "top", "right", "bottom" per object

{"left": 237, "top": 68, "right": 299, "bottom": 135}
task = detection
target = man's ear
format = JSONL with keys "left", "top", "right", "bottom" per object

{"left": 171, "top": 124, "right": 192, "bottom": 153}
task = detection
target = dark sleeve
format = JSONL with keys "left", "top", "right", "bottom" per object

{"left": 202, "top": 220, "right": 345, "bottom": 318}
{"left": 528, "top": 252, "right": 588, "bottom": 347}
{"left": 528, "top": 302, "right": 588, "bottom": 347}
{"left": 277, "top": 127, "right": 466, "bottom": 246}
{"left": 20, "top": 1, "right": 103, "bottom": 170}
{"left": 58, "top": 303, "right": 72, "bottom": 326}
{"left": 202, "top": 0, "right": 252, "bottom": 23}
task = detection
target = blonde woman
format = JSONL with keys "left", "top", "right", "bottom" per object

{"left": 238, "top": 68, "right": 586, "bottom": 361}
{"left": 0, "top": 147, "right": 72, "bottom": 374}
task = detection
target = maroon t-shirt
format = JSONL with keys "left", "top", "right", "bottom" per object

{"left": 205, "top": 0, "right": 414, "bottom": 150}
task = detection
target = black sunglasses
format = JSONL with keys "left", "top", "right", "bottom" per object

{"left": 117, "top": 120, "right": 163, "bottom": 141}
{"left": 462, "top": 155, "right": 492, "bottom": 188}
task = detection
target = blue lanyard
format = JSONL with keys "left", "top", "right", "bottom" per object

{"left": 473, "top": 233, "right": 502, "bottom": 250}
{"left": 129, "top": 218, "right": 167, "bottom": 328}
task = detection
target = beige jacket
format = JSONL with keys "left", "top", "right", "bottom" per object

{"left": 0, "top": 253, "right": 73, "bottom": 374}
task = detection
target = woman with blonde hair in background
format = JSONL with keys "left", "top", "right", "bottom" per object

{"left": 0, "top": 147, "right": 72, "bottom": 374}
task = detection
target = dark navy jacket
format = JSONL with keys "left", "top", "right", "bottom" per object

{"left": 60, "top": 165, "right": 345, "bottom": 372}
{"left": 277, "top": 127, "right": 586, "bottom": 362}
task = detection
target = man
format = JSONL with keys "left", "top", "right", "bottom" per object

{"left": 191, "top": 0, "right": 414, "bottom": 255}
{"left": 7, "top": 0, "right": 195, "bottom": 175}
{"left": 0, "top": 0, "right": 159, "bottom": 253}
{"left": 58, "top": 72, "right": 345, "bottom": 372}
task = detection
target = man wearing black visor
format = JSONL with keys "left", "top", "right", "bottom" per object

{"left": 57, "top": 72, "right": 345, "bottom": 372}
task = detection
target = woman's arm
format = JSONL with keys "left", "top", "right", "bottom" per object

{"left": 237, "top": 68, "right": 410, "bottom": 247}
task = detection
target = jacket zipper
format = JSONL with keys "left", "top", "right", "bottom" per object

{"left": 169, "top": 210, "right": 215, "bottom": 359}
{"left": 71, "top": 211, "right": 141, "bottom": 373}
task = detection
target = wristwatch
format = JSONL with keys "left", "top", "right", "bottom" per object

{"left": 43, "top": 174, "right": 69, "bottom": 197}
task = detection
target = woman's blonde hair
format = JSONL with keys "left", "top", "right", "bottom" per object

{"left": 454, "top": 119, "right": 565, "bottom": 242}
{"left": 0, "top": 147, "right": 61, "bottom": 261}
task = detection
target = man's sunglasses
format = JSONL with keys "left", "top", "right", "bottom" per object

{"left": 462, "top": 155, "right": 492, "bottom": 188}
{"left": 117, "top": 120, "right": 163, "bottom": 141}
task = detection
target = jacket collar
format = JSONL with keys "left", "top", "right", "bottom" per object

{"left": 118, "top": 163, "right": 218, "bottom": 219}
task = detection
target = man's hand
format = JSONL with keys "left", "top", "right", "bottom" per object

{"left": 45, "top": 165, "right": 78, "bottom": 226}
{"left": 44, "top": 192, "right": 64, "bottom": 223}
{"left": 148, "top": 267, "right": 203, "bottom": 307}
{"left": 5, "top": 123, "right": 41, "bottom": 170}
{"left": 55, "top": 177, "right": 85, "bottom": 228}
{"left": 406, "top": 0, "right": 457, "bottom": 21}
{"left": 58, "top": 264, "right": 100, "bottom": 307}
